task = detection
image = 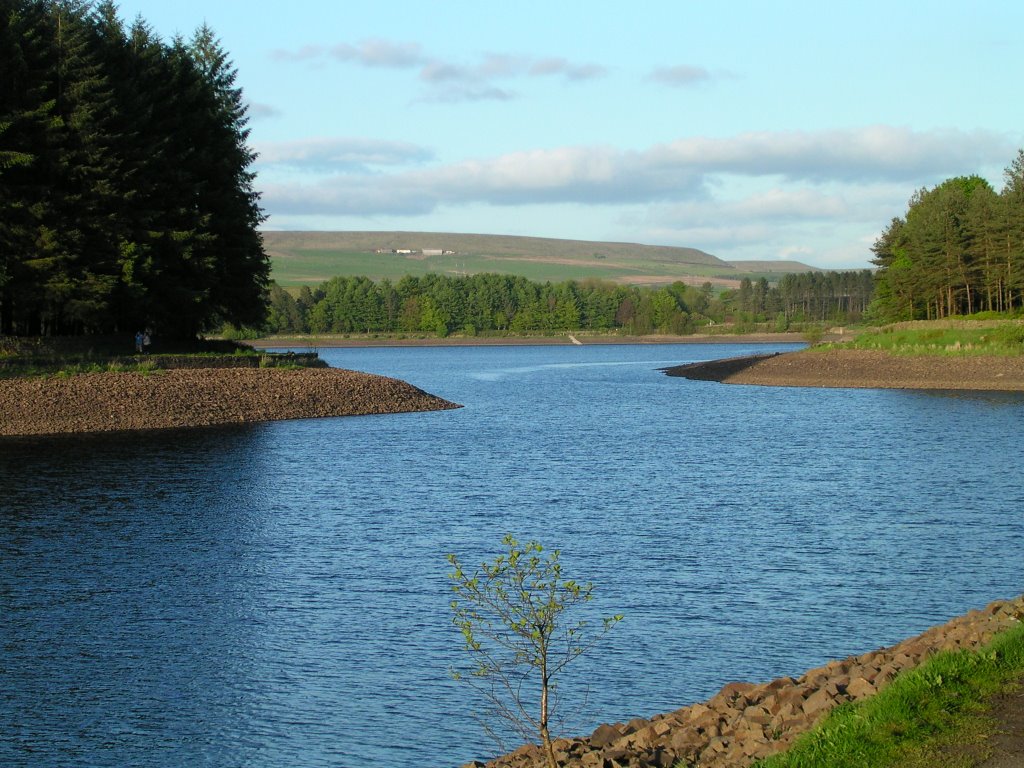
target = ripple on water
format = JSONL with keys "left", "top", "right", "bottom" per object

{"left": 2, "top": 344, "right": 1023, "bottom": 767}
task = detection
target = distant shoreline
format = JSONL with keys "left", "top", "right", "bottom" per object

{"left": 246, "top": 332, "right": 812, "bottom": 349}
{"left": 662, "top": 348, "right": 1024, "bottom": 391}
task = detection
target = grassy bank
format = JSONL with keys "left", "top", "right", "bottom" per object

{"left": 833, "top": 319, "right": 1024, "bottom": 356}
{"left": 751, "top": 622, "right": 1024, "bottom": 768}
{"left": 0, "top": 335, "right": 324, "bottom": 378}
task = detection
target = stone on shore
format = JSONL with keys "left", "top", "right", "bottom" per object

{"left": 0, "top": 367, "right": 460, "bottom": 436}
{"left": 477, "top": 594, "right": 1024, "bottom": 768}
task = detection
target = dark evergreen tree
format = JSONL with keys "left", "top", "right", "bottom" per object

{"left": 186, "top": 25, "right": 268, "bottom": 333}
{"left": 0, "top": 1, "right": 268, "bottom": 338}
{"left": 0, "top": 0, "right": 50, "bottom": 334}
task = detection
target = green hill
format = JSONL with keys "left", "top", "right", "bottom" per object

{"left": 261, "top": 231, "right": 820, "bottom": 288}
{"left": 726, "top": 259, "right": 826, "bottom": 274}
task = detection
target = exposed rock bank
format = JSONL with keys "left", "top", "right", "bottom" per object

{"left": 663, "top": 349, "right": 1024, "bottom": 391}
{"left": 0, "top": 367, "right": 460, "bottom": 436}
{"left": 471, "top": 595, "right": 1024, "bottom": 768}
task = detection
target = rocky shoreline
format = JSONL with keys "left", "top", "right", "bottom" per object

{"left": 0, "top": 367, "right": 460, "bottom": 437}
{"left": 472, "top": 595, "right": 1024, "bottom": 768}
{"left": 663, "top": 348, "right": 1024, "bottom": 391}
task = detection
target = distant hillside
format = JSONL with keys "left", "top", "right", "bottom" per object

{"left": 725, "top": 260, "right": 825, "bottom": 274}
{"left": 261, "top": 231, "right": 821, "bottom": 288}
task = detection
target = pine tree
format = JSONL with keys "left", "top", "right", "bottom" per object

{"left": 0, "top": 0, "right": 57, "bottom": 334}
{"left": 999, "top": 150, "right": 1024, "bottom": 310}
{"left": 1, "top": 2, "right": 269, "bottom": 338}
{"left": 187, "top": 24, "right": 269, "bottom": 332}
{"left": 42, "top": 0, "right": 122, "bottom": 333}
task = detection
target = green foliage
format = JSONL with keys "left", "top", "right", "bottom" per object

{"left": 257, "top": 268, "right": 869, "bottom": 338}
{"left": 801, "top": 326, "right": 824, "bottom": 345}
{"left": 754, "top": 622, "right": 1024, "bottom": 768}
{"left": 837, "top": 321, "right": 1024, "bottom": 356}
{"left": 870, "top": 152, "right": 1024, "bottom": 323}
{"left": 0, "top": 1, "right": 268, "bottom": 338}
{"left": 218, "top": 323, "right": 265, "bottom": 341}
{"left": 768, "top": 270, "right": 875, "bottom": 324}
{"left": 448, "top": 535, "right": 621, "bottom": 767}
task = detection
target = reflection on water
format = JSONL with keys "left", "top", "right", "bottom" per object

{"left": 2, "top": 344, "right": 1023, "bottom": 768}
{"left": 911, "top": 388, "right": 1024, "bottom": 405}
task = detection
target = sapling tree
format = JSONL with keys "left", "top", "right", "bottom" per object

{"left": 447, "top": 535, "right": 622, "bottom": 768}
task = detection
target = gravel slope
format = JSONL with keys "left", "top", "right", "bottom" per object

{"left": 663, "top": 349, "right": 1024, "bottom": 390}
{"left": 0, "top": 367, "right": 460, "bottom": 436}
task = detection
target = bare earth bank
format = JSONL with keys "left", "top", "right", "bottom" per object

{"left": 663, "top": 349, "right": 1024, "bottom": 391}
{"left": 0, "top": 368, "right": 460, "bottom": 437}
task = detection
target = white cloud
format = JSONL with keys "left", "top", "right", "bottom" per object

{"left": 778, "top": 245, "right": 814, "bottom": 259}
{"left": 255, "top": 137, "right": 434, "bottom": 172}
{"left": 330, "top": 39, "right": 426, "bottom": 68}
{"left": 646, "top": 190, "right": 849, "bottom": 230}
{"left": 529, "top": 57, "right": 607, "bottom": 81}
{"left": 247, "top": 102, "right": 283, "bottom": 121}
{"left": 419, "top": 60, "right": 472, "bottom": 83}
{"left": 271, "top": 38, "right": 605, "bottom": 103}
{"left": 656, "top": 126, "right": 1012, "bottom": 181}
{"left": 731, "top": 189, "right": 848, "bottom": 219}
{"left": 417, "top": 85, "right": 518, "bottom": 104}
{"left": 649, "top": 65, "right": 713, "bottom": 87}
{"left": 259, "top": 126, "right": 1011, "bottom": 211}
{"left": 255, "top": 126, "right": 1015, "bottom": 268}
{"left": 269, "top": 44, "right": 326, "bottom": 62}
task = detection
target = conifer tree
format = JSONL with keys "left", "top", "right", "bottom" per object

{"left": 0, "top": 0, "right": 55, "bottom": 334}
{"left": 187, "top": 24, "right": 269, "bottom": 332}
{"left": 0, "top": 1, "right": 269, "bottom": 338}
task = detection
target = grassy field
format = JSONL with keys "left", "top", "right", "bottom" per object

{"left": 751, "top": 622, "right": 1024, "bottom": 768}
{"left": 261, "top": 231, "right": 820, "bottom": 288}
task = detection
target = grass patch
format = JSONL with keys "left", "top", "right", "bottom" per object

{"left": 5, "top": 359, "right": 163, "bottom": 379}
{"left": 833, "top": 322, "right": 1024, "bottom": 356}
{"left": 752, "top": 621, "right": 1024, "bottom": 768}
{"left": 0, "top": 335, "right": 324, "bottom": 378}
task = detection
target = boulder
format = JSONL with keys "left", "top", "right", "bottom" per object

{"left": 590, "top": 723, "right": 624, "bottom": 749}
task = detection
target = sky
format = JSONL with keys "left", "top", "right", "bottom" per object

{"left": 111, "top": 0, "right": 1024, "bottom": 269}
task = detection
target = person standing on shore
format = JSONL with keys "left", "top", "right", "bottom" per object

{"left": 143, "top": 329, "right": 152, "bottom": 353}
{"left": 135, "top": 330, "right": 144, "bottom": 353}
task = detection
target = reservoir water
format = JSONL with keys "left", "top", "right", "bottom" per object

{"left": 2, "top": 343, "right": 1023, "bottom": 767}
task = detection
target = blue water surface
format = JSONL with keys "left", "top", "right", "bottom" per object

{"left": 2, "top": 343, "right": 1022, "bottom": 767}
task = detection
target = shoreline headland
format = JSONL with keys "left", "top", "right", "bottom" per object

{"left": 662, "top": 348, "right": 1024, "bottom": 391}
{"left": 0, "top": 367, "right": 460, "bottom": 437}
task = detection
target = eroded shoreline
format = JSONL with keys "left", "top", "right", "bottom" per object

{"left": 663, "top": 348, "right": 1024, "bottom": 391}
{"left": 0, "top": 367, "right": 460, "bottom": 437}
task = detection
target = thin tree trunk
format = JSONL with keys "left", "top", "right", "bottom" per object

{"left": 540, "top": 666, "right": 556, "bottom": 768}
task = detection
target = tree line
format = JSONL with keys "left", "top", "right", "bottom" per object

{"left": 0, "top": 0, "right": 268, "bottom": 338}
{"left": 869, "top": 150, "right": 1024, "bottom": 322}
{"left": 735, "top": 271, "right": 874, "bottom": 323}
{"left": 263, "top": 269, "right": 875, "bottom": 337}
